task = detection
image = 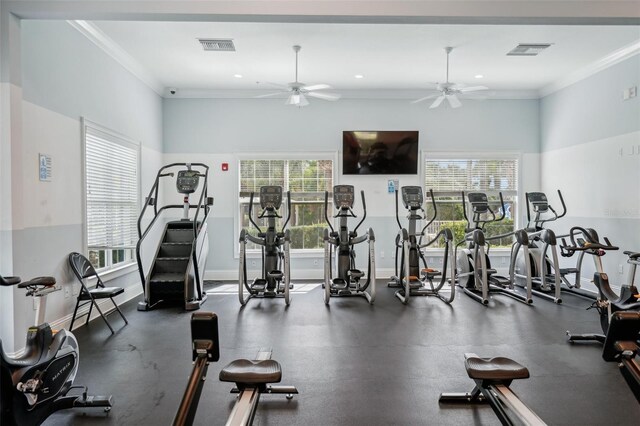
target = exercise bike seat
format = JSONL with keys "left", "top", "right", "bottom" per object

{"left": 219, "top": 359, "right": 282, "bottom": 385}
{"left": 623, "top": 251, "right": 640, "bottom": 260}
{"left": 464, "top": 354, "right": 530, "bottom": 382}
{"left": 18, "top": 276, "right": 56, "bottom": 288}
{"left": 0, "top": 276, "right": 21, "bottom": 286}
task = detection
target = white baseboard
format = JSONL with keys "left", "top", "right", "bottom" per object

{"left": 7, "top": 286, "right": 142, "bottom": 358}
{"left": 49, "top": 286, "right": 142, "bottom": 332}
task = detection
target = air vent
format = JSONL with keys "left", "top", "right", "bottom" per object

{"left": 507, "top": 43, "right": 552, "bottom": 56}
{"left": 198, "top": 39, "right": 235, "bottom": 52}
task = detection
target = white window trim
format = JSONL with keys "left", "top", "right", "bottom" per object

{"left": 81, "top": 118, "right": 142, "bottom": 275}
{"left": 234, "top": 151, "right": 338, "bottom": 259}
{"left": 422, "top": 150, "right": 523, "bottom": 253}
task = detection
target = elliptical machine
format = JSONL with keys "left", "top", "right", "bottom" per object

{"left": 322, "top": 185, "right": 376, "bottom": 304}
{"left": 0, "top": 275, "right": 112, "bottom": 426}
{"left": 388, "top": 186, "right": 456, "bottom": 305}
{"left": 510, "top": 191, "right": 565, "bottom": 304}
{"left": 239, "top": 186, "right": 292, "bottom": 305}
{"left": 456, "top": 192, "right": 533, "bottom": 306}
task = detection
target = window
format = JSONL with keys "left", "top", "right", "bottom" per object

{"left": 83, "top": 120, "right": 140, "bottom": 271}
{"left": 239, "top": 159, "right": 333, "bottom": 251}
{"left": 424, "top": 156, "right": 519, "bottom": 248}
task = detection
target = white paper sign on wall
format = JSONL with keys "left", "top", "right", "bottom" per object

{"left": 388, "top": 179, "right": 399, "bottom": 193}
{"left": 39, "top": 154, "right": 52, "bottom": 182}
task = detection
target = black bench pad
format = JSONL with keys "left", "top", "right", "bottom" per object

{"left": 465, "top": 356, "right": 530, "bottom": 381}
{"left": 219, "top": 359, "right": 282, "bottom": 384}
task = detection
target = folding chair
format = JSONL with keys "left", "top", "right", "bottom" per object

{"left": 68, "top": 252, "right": 129, "bottom": 334}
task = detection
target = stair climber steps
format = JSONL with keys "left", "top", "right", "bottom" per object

{"left": 159, "top": 243, "right": 192, "bottom": 258}
{"left": 150, "top": 257, "right": 190, "bottom": 299}
{"left": 164, "top": 228, "right": 196, "bottom": 243}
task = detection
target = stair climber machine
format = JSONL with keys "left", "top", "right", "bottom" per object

{"left": 510, "top": 191, "right": 566, "bottom": 304}
{"left": 322, "top": 185, "right": 376, "bottom": 304}
{"left": 456, "top": 192, "right": 534, "bottom": 306}
{"left": 136, "top": 163, "right": 213, "bottom": 311}
{"left": 238, "top": 186, "right": 292, "bottom": 306}
{"left": 0, "top": 275, "right": 112, "bottom": 426}
{"left": 388, "top": 186, "right": 456, "bottom": 305}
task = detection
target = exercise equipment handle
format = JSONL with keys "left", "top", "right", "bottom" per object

{"left": 420, "top": 189, "right": 437, "bottom": 236}
{"left": 248, "top": 192, "right": 263, "bottom": 234}
{"left": 395, "top": 189, "right": 402, "bottom": 230}
{"left": 281, "top": 191, "right": 292, "bottom": 233}
{"left": 353, "top": 190, "right": 367, "bottom": 235}
{"left": 556, "top": 190, "right": 567, "bottom": 219}
{"left": 324, "top": 191, "right": 335, "bottom": 234}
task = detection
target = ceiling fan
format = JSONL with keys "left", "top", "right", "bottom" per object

{"left": 255, "top": 45, "right": 341, "bottom": 107}
{"left": 412, "top": 46, "right": 489, "bottom": 109}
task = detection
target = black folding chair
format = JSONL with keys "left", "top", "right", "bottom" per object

{"left": 68, "top": 252, "right": 128, "bottom": 334}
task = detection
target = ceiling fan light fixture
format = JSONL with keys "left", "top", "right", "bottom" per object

{"left": 475, "top": 74, "right": 484, "bottom": 79}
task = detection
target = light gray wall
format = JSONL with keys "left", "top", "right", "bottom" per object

{"left": 540, "top": 54, "right": 640, "bottom": 286}
{"left": 3, "top": 20, "right": 164, "bottom": 352}
{"left": 162, "top": 97, "right": 541, "bottom": 277}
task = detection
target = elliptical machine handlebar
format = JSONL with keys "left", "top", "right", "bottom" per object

{"left": 324, "top": 191, "right": 335, "bottom": 234}
{"left": 526, "top": 189, "right": 567, "bottom": 229}
{"left": 282, "top": 191, "right": 292, "bottom": 233}
{"left": 353, "top": 190, "right": 367, "bottom": 235}
{"left": 248, "top": 192, "right": 263, "bottom": 234}
{"left": 461, "top": 191, "right": 506, "bottom": 230}
{"left": 561, "top": 226, "right": 619, "bottom": 256}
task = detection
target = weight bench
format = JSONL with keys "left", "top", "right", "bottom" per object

{"left": 439, "top": 353, "right": 547, "bottom": 426}
{"left": 173, "top": 312, "right": 297, "bottom": 426}
{"left": 602, "top": 311, "right": 640, "bottom": 403}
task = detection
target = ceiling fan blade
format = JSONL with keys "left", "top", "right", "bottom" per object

{"left": 255, "top": 92, "right": 285, "bottom": 98}
{"left": 307, "top": 91, "right": 341, "bottom": 101}
{"left": 257, "top": 81, "right": 290, "bottom": 90}
{"left": 302, "top": 84, "right": 331, "bottom": 91}
{"left": 411, "top": 93, "right": 442, "bottom": 104}
{"left": 446, "top": 95, "right": 462, "bottom": 108}
{"left": 458, "top": 85, "right": 489, "bottom": 93}
{"left": 429, "top": 95, "right": 445, "bottom": 109}
{"left": 285, "top": 93, "right": 309, "bottom": 107}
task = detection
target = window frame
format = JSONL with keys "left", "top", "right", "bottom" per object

{"left": 81, "top": 118, "right": 141, "bottom": 274}
{"left": 234, "top": 152, "right": 338, "bottom": 258}
{"left": 422, "top": 151, "right": 523, "bottom": 253}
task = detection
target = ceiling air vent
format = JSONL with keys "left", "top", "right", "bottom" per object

{"left": 198, "top": 38, "right": 235, "bottom": 52}
{"left": 507, "top": 43, "right": 552, "bottom": 56}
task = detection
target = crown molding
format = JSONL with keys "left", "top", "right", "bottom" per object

{"left": 66, "top": 20, "right": 164, "bottom": 96}
{"left": 539, "top": 40, "right": 640, "bottom": 98}
{"left": 167, "top": 88, "right": 540, "bottom": 100}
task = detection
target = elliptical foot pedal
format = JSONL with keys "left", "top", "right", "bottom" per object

{"left": 267, "top": 270, "right": 284, "bottom": 281}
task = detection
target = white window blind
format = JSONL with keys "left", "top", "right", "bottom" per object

{"left": 238, "top": 159, "right": 333, "bottom": 250}
{"left": 425, "top": 158, "right": 519, "bottom": 196}
{"left": 84, "top": 124, "right": 139, "bottom": 252}
{"left": 423, "top": 157, "right": 519, "bottom": 248}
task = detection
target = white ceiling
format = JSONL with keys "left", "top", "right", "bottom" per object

{"left": 93, "top": 21, "right": 639, "bottom": 94}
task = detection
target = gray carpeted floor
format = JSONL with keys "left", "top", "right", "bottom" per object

{"left": 45, "top": 281, "right": 639, "bottom": 425}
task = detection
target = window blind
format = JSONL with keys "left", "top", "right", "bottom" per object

{"left": 425, "top": 158, "right": 519, "bottom": 195}
{"left": 239, "top": 159, "right": 333, "bottom": 196}
{"left": 85, "top": 125, "right": 139, "bottom": 250}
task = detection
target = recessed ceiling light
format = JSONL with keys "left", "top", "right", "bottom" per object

{"left": 234, "top": 74, "right": 243, "bottom": 78}
{"left": 475, "top": 74, "right": 484, "bottom": 79}
{"left": 354, "top": 74, "right": 364, "bottom": 79}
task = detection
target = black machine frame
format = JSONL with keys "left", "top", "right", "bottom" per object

{"left": 238, "top": 186, "right": 292, "bottom": 305}
{"left": 456, "top": 191, "right": 533, "bottom": 306}
{"left": 323, "top": 185, "right": 376, "bottom": 304}
{"left": 136, "top": 163, "right": 213, "bottom": 311}
{"left": 388, "top": 186, "right": 456, "bottom": 305}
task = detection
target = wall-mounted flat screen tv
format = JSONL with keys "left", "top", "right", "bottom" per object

{"left": 342, "top": 131, "right": 419, "bottom": 175}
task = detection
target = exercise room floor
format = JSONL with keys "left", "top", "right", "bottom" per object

{"left": 46, "top": 281, "right": 639, "bottom": 425}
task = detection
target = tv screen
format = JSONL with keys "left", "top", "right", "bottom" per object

{"left": 343, "top": 131, "right": 419, "bottom": 175}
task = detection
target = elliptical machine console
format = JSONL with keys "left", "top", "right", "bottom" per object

{"left": 238, "top": 186, "right": 293, "bottom": 305}
{"left": 322, "top": 185, "right": 376, "bottom": 304}
{"left": 0, "top": 275, "right": 112, "bottom": 426}
{"left": 388, "top": 186, "right": 456, "bottom": 305}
